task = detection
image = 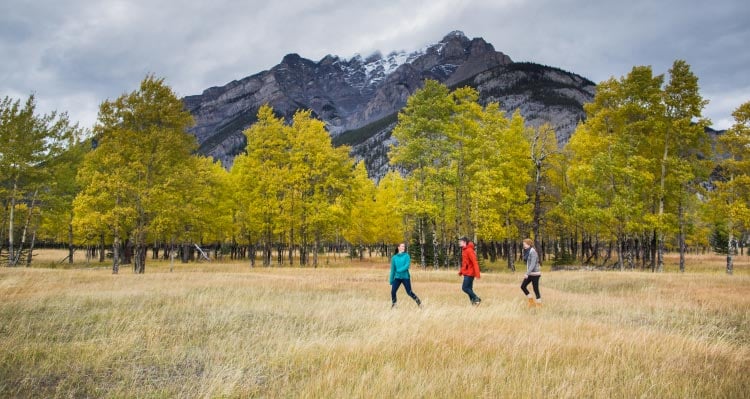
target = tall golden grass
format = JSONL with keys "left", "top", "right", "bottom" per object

{"left": 1, "top": 251, "right": 748, "bottom": 397}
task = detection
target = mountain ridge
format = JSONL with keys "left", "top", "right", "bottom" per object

{"left": 183, "top": 31, "right": 596, "bottom": 177}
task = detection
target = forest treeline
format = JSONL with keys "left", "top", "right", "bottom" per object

{"left": 1, "top": 61, "right": 749, "bottom": 274}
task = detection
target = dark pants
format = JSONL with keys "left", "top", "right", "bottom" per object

{"left": 391, "top": 278, "right": 420, "bottom": 304}
{"left": 521, "top": 275, "right": 541, "bottom": 299}
{"left": 462, "top": 276, "right": 481, "bottom": 303}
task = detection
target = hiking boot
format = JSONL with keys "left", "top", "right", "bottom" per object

{"left": 415, "top": 298, "right": 422, "bottom": 308}
{"left": 527, "top": 298, "right": 536, "bottom": 308}
{"left": 391, "top": 302, "right": 397, "bottom": 309}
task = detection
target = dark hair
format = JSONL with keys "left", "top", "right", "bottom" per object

{"left": 459, "top": 236, "right": 470, "bottom": 243}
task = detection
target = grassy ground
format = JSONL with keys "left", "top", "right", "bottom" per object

{"left": 1, "top": 251, "right": 748, "bottom": 398}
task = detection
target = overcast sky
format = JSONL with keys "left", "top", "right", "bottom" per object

{"left": 1, "top": 0, "right": 748, "bottom": 131}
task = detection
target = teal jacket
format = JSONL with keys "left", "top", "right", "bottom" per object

{"left": 389, "top": 252, "right": 411, "bottom": 284}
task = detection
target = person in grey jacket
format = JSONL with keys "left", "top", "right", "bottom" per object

{"left": 521, "top": 238, "right": 542, "bottom": 307}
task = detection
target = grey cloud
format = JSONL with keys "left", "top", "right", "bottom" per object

{"left": 1, "top": 0, "right": 748, "bottom": 130}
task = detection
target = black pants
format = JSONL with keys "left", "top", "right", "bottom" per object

{"left": 462, "top": 276, "right": 481, "bottom": 303}
{"left": 521, "top": 275, "right": 541, "bottom": 299}
{"left": 391, "top": 278, "right": 420, "bottom": 304}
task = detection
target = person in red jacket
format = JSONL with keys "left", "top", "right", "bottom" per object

{"left": 458, "top": 236, "right": 481, "bottom": 305}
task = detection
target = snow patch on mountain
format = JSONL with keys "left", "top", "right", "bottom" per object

{"left": 338, "top": 36, "right": 459, "bottom": 92}
{"left": 343, "top": 47, "right": 431, "bottom": 91}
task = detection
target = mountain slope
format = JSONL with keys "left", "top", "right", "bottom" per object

{"left": 341, "top": 62, "right": 596, "bottom": 178}
{"left": 183, "top": 31, "right": 595, "bottom": 177}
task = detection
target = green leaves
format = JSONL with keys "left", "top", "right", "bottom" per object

{"left": 7, "top": 61, "right": 745, "bottom": 272}
{"left": 73, "top": 76, "right": 197, "bottom": 272}
{"left": 230, "top": 105, "right": 356, "bottom": 266}
{"left": 564, "top": 61, "right": 713, "bottom": 269}
{"left": 710, "top": 102, "right": 750, "bottom": 249}
{"left": 1, "top": 94, "right": 81, "bottom": 265}
{"left": 389, "top": 80, "right": 533, "bottom": 253}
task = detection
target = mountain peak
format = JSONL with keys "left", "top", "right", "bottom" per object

{"left": 442, "top": 30, "right": 468, "bottom": 42}
{"left": 364, "top": 51, "right": 383, "bottom": 63}
{"left": 318, "top": 54, "right": 340, "bottom": 65}
{"left": 281, "top": 53, "right": 304, "bottom": 64}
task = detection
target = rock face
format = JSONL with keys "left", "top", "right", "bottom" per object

{"left": 474, "top": 63, "right": 595, "bottom": 145}
{"left": 183, "top": 31, "right": 596, "bottom": 178}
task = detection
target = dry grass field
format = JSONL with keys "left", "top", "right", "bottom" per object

{"left": 1, "top": 250, "right": 748, "bottom": 398}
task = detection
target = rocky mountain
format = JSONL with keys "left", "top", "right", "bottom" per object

{"left": 339, "top": 62, "right": 596, "bottom": 178}
{"left": 183, "top": 31, "right": 596, "bottom": 178}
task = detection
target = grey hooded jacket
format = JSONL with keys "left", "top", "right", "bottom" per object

{"left": 526, "top": 248, "right": 541, "bottom": 275}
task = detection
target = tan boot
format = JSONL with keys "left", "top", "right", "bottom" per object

{"left": 527, "top": 298, "right": 535, "bottom": 308}
{"left": 535, "top": 300, "right": 543, "bottom": 308}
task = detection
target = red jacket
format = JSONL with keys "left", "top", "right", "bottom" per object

{"left": 460, "top": 242, "right": 480, "bottom": 278}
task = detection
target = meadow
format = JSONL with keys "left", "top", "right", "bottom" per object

{"left": 0, "top": 250, "right": 748, "bottom": 398}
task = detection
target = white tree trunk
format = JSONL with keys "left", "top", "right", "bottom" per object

{"left": 8, "top": 179, "right": 17, "bottom": 266}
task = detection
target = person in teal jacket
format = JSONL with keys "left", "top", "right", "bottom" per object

{"left": 390, "top": 243, "right": 422, "bottom": 308}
